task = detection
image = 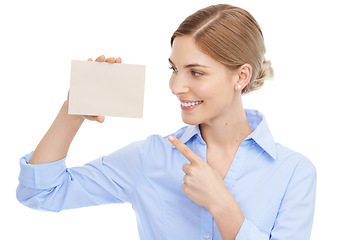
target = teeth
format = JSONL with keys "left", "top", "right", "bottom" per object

{"left": 181, "top": 101, "right": 203, "bottom": 107}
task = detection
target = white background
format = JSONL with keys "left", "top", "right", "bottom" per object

{"left": 1, "top": 0, "right": 359, "bottom": 239}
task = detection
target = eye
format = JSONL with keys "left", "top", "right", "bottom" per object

{"left": 191, "top": 71, "right": 203, "bottom": 77}
{"left": 169, "top": 66, "right": 178, "bottom": 73}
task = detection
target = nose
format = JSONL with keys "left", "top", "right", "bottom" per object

{"left": 169, "top": 74, "right": 189, "bottom": 96}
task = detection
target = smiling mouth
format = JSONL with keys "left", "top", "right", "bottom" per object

{"left": 180, "top": 100, "right": 203, "bottom": 107}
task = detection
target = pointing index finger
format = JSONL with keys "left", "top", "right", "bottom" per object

{"left": 168, "top": 135, "right": 203, "bottom": 164}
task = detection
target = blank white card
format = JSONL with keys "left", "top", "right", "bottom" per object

{"left": 68, "top": 60, "right": 146, "bottom": 118}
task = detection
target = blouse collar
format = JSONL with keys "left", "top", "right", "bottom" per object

{"left": 176, "top": 109, "right": 277, "bottom": 160}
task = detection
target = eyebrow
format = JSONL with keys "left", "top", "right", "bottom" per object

{"left": 168, "top": 58, "right": 209, "bottom": 68}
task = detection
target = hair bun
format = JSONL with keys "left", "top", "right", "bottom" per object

{"left": 257, "top": 58, "right": 274, "bottom": 81}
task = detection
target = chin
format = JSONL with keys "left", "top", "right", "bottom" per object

{"left": 181, "top": 113, "right": 203, "bottom": 126}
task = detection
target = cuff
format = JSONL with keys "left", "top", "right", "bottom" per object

{"left": 235, "top": 218, "right": 268, "bottom": 240}
{"left": 18, "top": 151, "right": 68, "bottom": 189}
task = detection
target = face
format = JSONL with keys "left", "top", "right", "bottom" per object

{"left": 169, "top": 36, "right": 241, "bottom": 125}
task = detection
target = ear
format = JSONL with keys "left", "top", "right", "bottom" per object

{"left": 234, "top": 63, "right": 252, "bottom": 91}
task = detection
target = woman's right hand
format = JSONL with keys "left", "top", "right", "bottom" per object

{"left": 65, "top": 55, "right": 122, "bottom": 123}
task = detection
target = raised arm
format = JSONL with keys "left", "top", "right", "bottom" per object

{"left": 29, "top": 55, "right": 120, "bottom": 165}
{"left": 17, "top": 56, "right": 142, "bottom": 212}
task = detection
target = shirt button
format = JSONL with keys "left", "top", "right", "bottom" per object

{"left": 204, "top": 233, "right": 210, "bottom": 239}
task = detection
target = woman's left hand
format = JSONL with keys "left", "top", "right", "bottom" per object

{"left": 168, "top": 135, "right": 231, "bottom": 211}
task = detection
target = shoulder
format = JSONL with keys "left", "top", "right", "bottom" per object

{"left": 144, "top": 125, "right": 189, "bottom": 150}
{"left": 275, "top": 143, "right": 317, "bottom": 179}
{"left": 117, "top": 125, "right": 189, "bottom": 159}
{"left": 139, "top": 126, "right": 190, "bottom": 172}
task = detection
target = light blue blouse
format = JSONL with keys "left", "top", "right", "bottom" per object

{"left": 16, "top": 109, "right": 316, "bottom": 240}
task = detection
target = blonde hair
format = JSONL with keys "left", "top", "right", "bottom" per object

{"left": 171, "top": 4, "right": 274, "bottom": 94}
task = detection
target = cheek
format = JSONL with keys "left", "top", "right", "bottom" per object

{"left": 193, "top": 80, "right": 218, "bottom": 99}
{"left": 195, "top": 80, "right": 231, "bottom": 100}
{"left": 197, "top": 85, "right": 215, "bottom": 99}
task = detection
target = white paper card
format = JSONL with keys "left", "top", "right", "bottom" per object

{"left": 68, "top": 60, "right": 146, "bottom": 118}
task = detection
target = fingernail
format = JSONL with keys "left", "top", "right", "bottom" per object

{"left": 168, "top": 136, "right": 174, "bottom": 142}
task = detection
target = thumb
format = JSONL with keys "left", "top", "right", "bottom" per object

{"left": 83, "top": 115, "right": 105, "bottom": 123}
{"left": 97, "top": 116, "right": 105, "bottom": 123}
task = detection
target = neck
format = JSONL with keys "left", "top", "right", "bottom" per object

{"left": 199, "top": 101, "right": 253, "bottom": 151}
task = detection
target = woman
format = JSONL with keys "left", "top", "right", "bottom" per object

{"left": 16, "top": 4, "right": 316, "bottom": 240}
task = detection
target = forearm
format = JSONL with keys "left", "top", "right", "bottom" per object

{"left": 29, "top": 101, "right": 85, "bottom": 165}
{"left": 209, "top": 193, "right": 245, "bottom": 240}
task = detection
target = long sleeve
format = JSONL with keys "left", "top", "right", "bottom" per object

{"left": 16, "top": 139, "right": 146, "bottom": 212}
{"left": 235, "top": 157, "right": 317, "bottom": 240}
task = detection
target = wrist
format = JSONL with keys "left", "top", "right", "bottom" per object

{"left": 62, "top": 101, "right": 84, "bottom": 123}
{"left": 208, "top": 194, "right": 245, "bottom": 239}
{"left": 209, "top": 194, "right": 236, "bottom": 215}
{"left": 208, "top": 192, "right": 245, "bottom": 225}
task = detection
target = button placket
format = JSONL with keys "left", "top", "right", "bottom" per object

{"left": 200, "top": 207, "right": 213, "bottom": 239}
